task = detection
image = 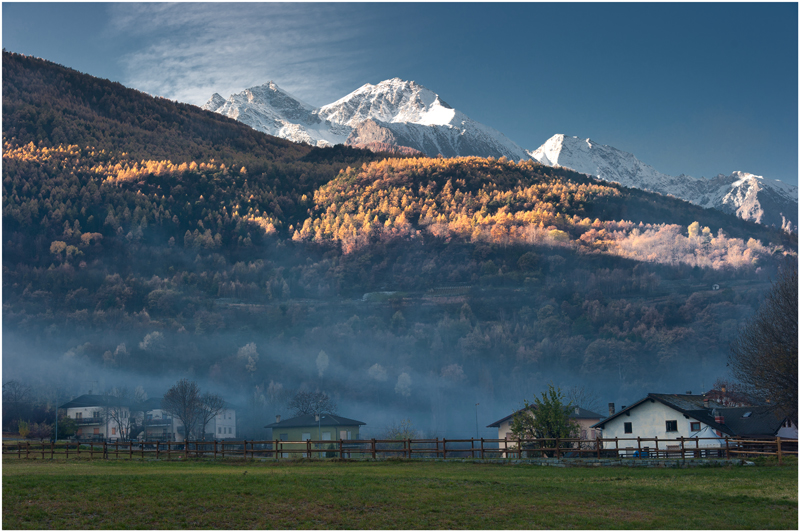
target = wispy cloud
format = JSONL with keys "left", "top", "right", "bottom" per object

{"left": 108, "top": 3, "right": 386, "bottom": 106}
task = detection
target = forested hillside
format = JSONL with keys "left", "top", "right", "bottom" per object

{"left": 3, "top": 51, "right": 796, "bottom": 438}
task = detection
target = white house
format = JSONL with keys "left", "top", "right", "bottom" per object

{"left": 207, "top": 407, "right": 237, "bottom": 440}
{"left": 135, "top": 398, "right": 238, "bottom": 442}
{"left": 59, "top": 394, "right": 130, "bottom": 441}
{"left": 592, "top": 393, "right": 796, "bottom": 453}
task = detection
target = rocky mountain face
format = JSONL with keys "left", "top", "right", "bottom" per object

{"left": 203, "top": 78, "right": 530, "bottom": 160}
{"left": 204, "top": 82, "right": 797, "bottom": 232}
{"left": 529, "top": 134, "right": 797, "bottom": 232}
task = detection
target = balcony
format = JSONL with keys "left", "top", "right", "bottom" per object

{"left": 73, "top": 417, "right": 103, "bottom": 425}
{"left": 144, "top": 417, "right": 173, "bottom": 426}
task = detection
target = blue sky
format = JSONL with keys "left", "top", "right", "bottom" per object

{"left": 3, "top": 2, "right": 798, "bottom": 185}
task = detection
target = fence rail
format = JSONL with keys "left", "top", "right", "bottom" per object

{"left": 3, "top": 436, "right": 796, "bottom": 464}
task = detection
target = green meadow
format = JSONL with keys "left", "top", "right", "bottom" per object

{"left": 3, "top": 459, "right": 796, "bottom": 529}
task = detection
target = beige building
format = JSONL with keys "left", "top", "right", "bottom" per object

{"left": 487, "top": 405, "right": 604, "bottom": 454}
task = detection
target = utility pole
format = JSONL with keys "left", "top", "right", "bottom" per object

{"left": 53, "top": 388, "right": 60, "bottom": 443}
{"left": 475, "top": 403, "right": 480, "bottom": 439}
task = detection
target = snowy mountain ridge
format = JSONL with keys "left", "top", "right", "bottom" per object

{"left": 203, "top": 78, "right": 529, "bottom": 161}
{"left": 529, "top": 134, "right": 797, "bottom": 232}
{"left": 203, "top": 81, "right": 796, "bottom": 231}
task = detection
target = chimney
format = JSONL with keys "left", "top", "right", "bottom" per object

{"left": 720, "top": 385, "right": 727, "bottom": 394}
{"left": 574, "top": 406, "right": 580, "bottom": 415}
{"left": 714, "top": 411, "right": 725, "bottom": 425}
{"left": 703, "top": 398, "right": 710, "bottom": 409}
{"left": 275, "top": 415, "right": 281, "bottom": 423}
{"left": 608, "top": 403, "right": 615, "bottom": 416}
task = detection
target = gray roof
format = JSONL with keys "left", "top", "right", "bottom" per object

{"left": 487, "top": 405, "right": 605, "bottom": 428}
{"left": 716, "top": 406, "right": 790, "bottom": 437}
{"left": 264, "top": 413, "right": 366, "bottom": 429}
{"left": 59, "top": 394, "right": 133, "bottom": 409}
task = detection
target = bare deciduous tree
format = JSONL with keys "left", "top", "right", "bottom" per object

{"left": 162, "top": 379, "right": 202, "bottom": 441}
{"left": 199, "top": 392, "right": 226, "bottom": 440}
{"left": 565, "top": 385, "right": 601, "bottom": 414}
{"left": 729, "top": 264, "right": 798, "bottom": 423}
{"left": 105, "top": 387, "right": 134, "bottom": 441}
{"left": 2, "top": 380, "right": 33, "bottom": 431}
{"left": 288, "top": 391, "right": 337, "bottom": 416}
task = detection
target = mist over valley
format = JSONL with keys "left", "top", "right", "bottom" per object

{"left": 3, "top": 52, "right": 797, "bottom": 440}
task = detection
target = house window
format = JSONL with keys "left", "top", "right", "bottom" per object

{"left": 666, "top": 420, "right": 678, "bottom": 432}
{"left": 581, "top": 430, "right": 587, "bottom": 440}
{"left": 624, "top": 422, "right": 632, "bottom": 434}
{"left": 93, "top": 428, "right": 99, "bottom": 435}
{"left": 93, "top": 411, "right": 100, "bottom": 418}
{"left": 76, "top": 412, "right": 82, "bottom": 420}
{"left": 322, "top": 432, "right": 331, "bottom": 441}
{"left": 112, "top": 428, "right": 116, "bottom": 435}
{"left": 590, "top": 430, "right": 596, "bottom": 439}
{"left": 218, "top": 427, "right": 222, "bottom": 434}
{"left": 690, "top": 422, "right": 701, "bottom": 432}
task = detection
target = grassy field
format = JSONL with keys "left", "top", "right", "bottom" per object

{"left": 2, "top": 458, "right": 797, "bottom": 529}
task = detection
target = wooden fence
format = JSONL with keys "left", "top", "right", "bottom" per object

{"left": 3, "top": 436, "right": 797, "bottom": 464}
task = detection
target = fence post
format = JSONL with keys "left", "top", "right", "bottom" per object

{"left": 156, "top": 441, "right": 160, "bottom": 460}
{"left": 637, "top": 437, "right": 641, "bottom": 458}
{"left": 680, "top": 437, "right": 685, "bottom": 460}
{"left": 274, "top": 440, "right": 278, "bottom": 460}
{"left": 777, "top": 436, "right": 783, "bottom": 465}
{"left": 443, "top": 438, "right": 447, "bottom": 460}
{"left": 103, "top": 441, "right": 108, "bottom": 460}
{"left": 725, "top": 437, "right": 730, "bottom": 459}
{"left": 615, "top": 437, "right": 619, "bottom": 458}
{"left": 371, "top": 439, "right": 376, "bottom": 459}
{"left": 653, "top": 436, "right": 659, "bottom": 459}
{"left": 481, "top": 438, "right": 485, "bottom": 460}
{"left": 596, "top": 435, "right": 601, "bottom": 458}
{"left": 555, "top": 438, "right": 560, "bottom": 459}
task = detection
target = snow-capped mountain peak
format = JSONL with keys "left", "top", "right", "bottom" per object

{"left": 202, "top": 93, "right": 227, "bottom": 113}
{"left": 318, "top": 78, "right": 459, "bottom": 128}
{"left": 529, "top": 134, "right": 677, "bottom": 188}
